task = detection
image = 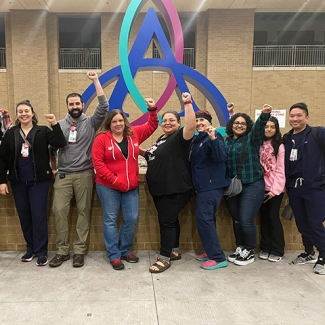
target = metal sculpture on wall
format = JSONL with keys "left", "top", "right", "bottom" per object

{"left": 82, "top": 0, "right": 229, "bottom": 128}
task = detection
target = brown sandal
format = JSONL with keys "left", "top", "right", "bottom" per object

{"left": 170, "top": 252, "right": 181, "bottom": 261}
{"left": 149, "top": 258, "right": 171, "bottom": 273}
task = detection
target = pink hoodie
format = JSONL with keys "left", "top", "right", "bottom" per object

{"left": 259, "top": 140, "right": 285, "bottom": 196}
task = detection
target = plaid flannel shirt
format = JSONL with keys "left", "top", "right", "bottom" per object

{"left": 225, "top": 112, "right": 270, "bottom": 184}
{"left": 0, "top": 109, "right": 13, "bottom": 137}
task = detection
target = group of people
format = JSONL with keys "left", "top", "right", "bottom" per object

{"left": 192, "top": 101, "right": 325, "bottom": 276}
{"left": 0, "top": 73, "right": 324, "bottom": 276}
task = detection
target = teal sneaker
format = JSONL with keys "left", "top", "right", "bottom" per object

{"left": 200, "top": 259, "right": 228, "bottom": 270}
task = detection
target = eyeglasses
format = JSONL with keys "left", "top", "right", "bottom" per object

{"left": 162, "top": 118, "right": 177, "bottom": 124}
{"left": 233, "top": 121, "right": 247, "bottom": 126}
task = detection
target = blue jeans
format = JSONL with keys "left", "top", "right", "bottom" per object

{"left": 226, "top": 179, "right": 265, "bottom": 251}
{"left": 196, "top": 189, "right": 226, "bottom": 262}
{"left": 96, "top": 184, "right": 139, "bottom": 261}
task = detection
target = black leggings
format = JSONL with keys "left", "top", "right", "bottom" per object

{"left": 153, "top": 190, "right": 192, "bottom": 259}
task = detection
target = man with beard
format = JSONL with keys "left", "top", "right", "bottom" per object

{"left": 49, "top": 71, "right": 108, "bottom": 268}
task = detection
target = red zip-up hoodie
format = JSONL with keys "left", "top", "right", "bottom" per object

{"left": 92, "top": 110, "right": 158, "bottom": 192}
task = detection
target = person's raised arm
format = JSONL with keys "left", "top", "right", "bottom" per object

{"left": 87, "top": 71, "right": 108, "bottom": 128}
{"left": 250, "top": 103, "right": 272, "bottom": 145}
{"left": 182, "top": 92, "right": 196, "bottom": 140}
{"left": 227, "top": 102, "right": 235, "bottom": 118}
{"left": 87, "top": 71, "right": 104, "bottom": 97}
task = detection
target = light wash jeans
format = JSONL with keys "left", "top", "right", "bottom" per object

{"left": 96, "top": 184, "right": 139, "bottom": 261}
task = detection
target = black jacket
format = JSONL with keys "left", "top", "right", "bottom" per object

{"left": 0, "top": 123, "right": 66, "bottom": 184}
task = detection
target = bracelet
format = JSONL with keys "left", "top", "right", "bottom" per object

{"left": 183, "top": 100, "right": 192, "bottom": 105}
{"left": 147, "top": 106, "right": 157, "bottom": 111}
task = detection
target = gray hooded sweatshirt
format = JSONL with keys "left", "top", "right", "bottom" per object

{"left": 57, "top": 94, "right": 108, "bottom": 174}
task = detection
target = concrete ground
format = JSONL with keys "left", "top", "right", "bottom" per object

{"left": 0, "top": 250, "right": 324, "bottom": 325}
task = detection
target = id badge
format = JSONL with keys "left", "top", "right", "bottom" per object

{"left": 68, "top": 130, "right": 77, "bottom": 143}
{"left": 21, "top": 143, "right": 29, "bottom": 158}
{"left": 290, "top": 148, "right": 298, "bottom": 161}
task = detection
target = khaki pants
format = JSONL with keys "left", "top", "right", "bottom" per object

{"left": 52, "top": 169, "right": 94, "bottom": 255}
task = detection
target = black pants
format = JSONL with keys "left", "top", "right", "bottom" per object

{"left": 11, "top": 181, "right": 50, "bottom": 257}
{"left": 153, "top": 190, "right": 192, "bottom": 259}
{"left": 259, "top": 192, "right": 285, "bottom": 256}
{"left": 289, "top": 184, "right": 325, "bottom": 257}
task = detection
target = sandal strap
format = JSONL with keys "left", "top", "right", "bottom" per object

{"left": 149, "top": 258, "right": 170, "bottom": 272}
{"left": 157, "top": 258, "right": 170, "bottom": 267}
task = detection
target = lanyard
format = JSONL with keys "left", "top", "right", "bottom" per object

{"left": 19, "top": 129, "right": 32, "bottom": 148}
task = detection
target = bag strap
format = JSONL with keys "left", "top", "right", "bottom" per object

{"left": 311, "top": 127, "right": 325, "bottom": 159}
{"left": 237, "top": 136, "right": 247, "bottom": 179}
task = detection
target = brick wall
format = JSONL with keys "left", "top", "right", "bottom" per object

{"left": 0, "top": 9, "right": 324, "bottom": 252}
{"left": 0, "top": 173, "right": 303, "bottom": 252}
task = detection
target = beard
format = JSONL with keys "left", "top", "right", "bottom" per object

{"left": 68, "top": 108, "right": 83, "bottom": 119}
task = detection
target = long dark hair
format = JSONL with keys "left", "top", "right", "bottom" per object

{"left": 15, "top": 100, "right": 38, "bottom": 125}
{"left": 225, "top": 113, "right": 253, "bottom": 137}
{"left": 265, "top": 116, "right": 282, "bottom": 157}
{"left": 96, "top": 109, "right": 133, "bottom": 137}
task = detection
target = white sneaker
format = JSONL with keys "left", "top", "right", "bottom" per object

{"left": 258, "top": 251, "right": 269, "bottom": 260}
{"left": 268, "top": 254, "right": 282, "bottom": 262}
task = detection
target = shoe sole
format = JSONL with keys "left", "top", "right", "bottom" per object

{"left": 121, "top": 257, "right": 139, "bottom": 263}
{"left": 111, "top": 264, "right": 125, "bottom": 270}
{"left": 293, "top": 259, "right": 317, "bottom": 265}
{"left": 234, "top": 258, "right": 255, "bottom": 266}
{"left": 21, "top": 255, "right": 34, "bottom": 262}
{"left": 201, "top": 261, "right": 228, "bottom": 270}
{"left": 170, "top": 254, "right": 181, "bottom": 261}
{"left": 228, "top": 256, "right": 238, "bottom": 263}
{"left": 73, "top": 263, "right": 84, "bottom": 267}
{"left": 49, "top": 255, "right": 70, "bottom": 267}
{"left": 268, "top": 257, "right": 282, "bottom": 262}
{"left": 314, "top": 269, "right": 325, "bottom": 275}
{"left": 258, "top": 255, "right": 269, "bottom": 260}
{"left": 196, "top": 257, "right": 209, "bottom": 262}
{"left": 36, "top": 260, "right": 49, "bottom": 266}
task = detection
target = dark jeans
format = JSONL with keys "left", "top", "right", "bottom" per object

{"left": 259, "top": 192, "right": 285, "bottom": 256}
{"left": 196, "top": 188, "right": 225, "bottom": 262}
{"left": 288, "top": 184, "right": 325, "bottom": 257}
{"left": 153, "top": 190, "right": 192, "bottom": 259}
{"left": 11, "top": 181, "right": 50, "bottom": 257}
{"left": 226, "top": 179, "right": 265, "bottom": 251}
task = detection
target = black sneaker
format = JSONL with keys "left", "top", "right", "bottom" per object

{"left": 314, "top": 257, "right": 325, "bottom": 275}
{"left": 121, "top": 253, "right": 139, "bottom": 263}
{"left": 234, "top": 249, "right": 255, "bottom": 266}
{"left": 49, "top": 254, "right": 70, "bottom": 267}
{"left": 292, "top": 251, "right": 317, "bottom": 265}
{"left": 110, "top": 259, "right": 125, "bottom": 270}
{"left": 228, "top": 247, "right": 242, "bottom": 263}
{"left": 73, "top": 254, "right": 84, "bottom": 267}
{"left": 36, "top": 256, "right": 48, "bottom": 266}
{"left": 21, "top": 252, "right": 34, "bottom": 262}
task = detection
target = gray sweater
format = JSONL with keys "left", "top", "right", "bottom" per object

{"left": 57, "top": 95, "right": 108, "bottom": 174}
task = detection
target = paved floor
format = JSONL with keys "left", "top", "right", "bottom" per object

{"left": 0, "top": 250, "right": 324, "bottom": 325}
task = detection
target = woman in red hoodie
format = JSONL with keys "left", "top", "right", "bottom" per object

{"left": 92, "top": 100, "right": 158, "bottom": 270}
